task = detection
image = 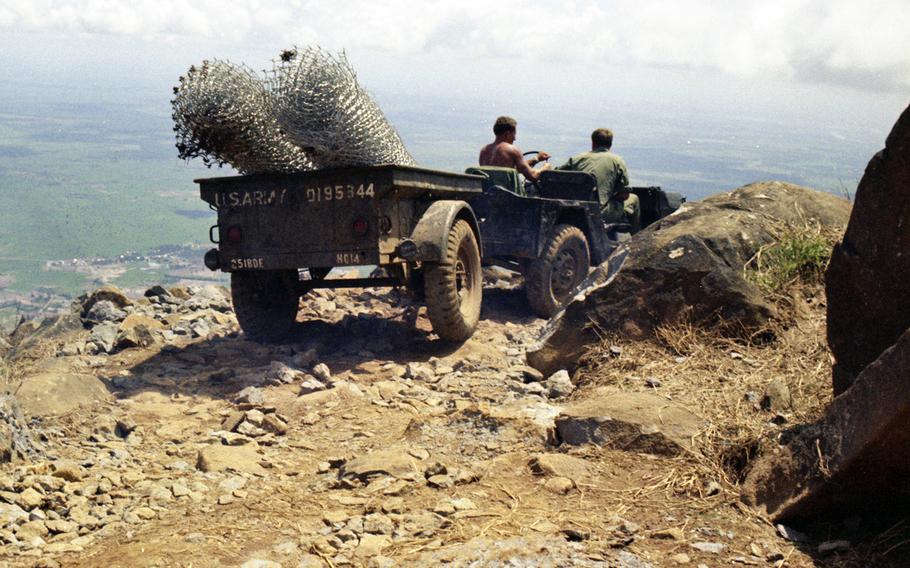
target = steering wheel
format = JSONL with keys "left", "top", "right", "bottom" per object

{"left": 522, "top": 150, "right": 549, "bottom": 195}
{"left": 523, "top": 150, "right": 549, "bottom": 169}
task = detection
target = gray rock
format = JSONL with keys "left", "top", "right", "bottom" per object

{"left": 774, "top": 524, "right": 809, "bottom": 543}
{"left": 616, "top": 551, "right": 653, "bottom": 568}
{"left": 299, "top": 379, "right": 327, "bottom": 395}
{"left": 89, "top": 323, "right": 119, "bottom": 353}
{"left": 0, "top": 503, "right": 28, "bottom": 525}
{"left": 183, "top": 286, "right": 231, "bottom": 312}
{"left": 545, "top": 370, "right": 575, "bottom": 398}
{"left": 827, "top": 103, "right": 910, "bottom": 394}
{"left": 363, "top": 513, "right": 394, "bottom": 535}
{"left": 340, "top": 449, "right": 420, "bottom": 481}
{"left": 761, "top": 379, "right": 792, "bottom": 412}
{"left": 818, "top": 540, "right": 851, "bottom": 555}
{"left": 16, "top": 370, "right": 109, "bottom": 418}
{"left": 556, "top": 389, "right": 703, "bottom": 456}
{"left": 240, "top": 560, "right": 282, "bottom": 568}
{"left": 0, "top": 395, "right": 38, "bottom": 462}
{"left": 312, "top": 363, "right": 332, "bottom": 383}
{"left": 528, "top": 182, "right": 850, "bottom": 376}
{"left": 218, "top": 476, "right": 247, "bottom": 493}
{"left": 78, "top": 286, "right": 132, "bottom": 319}
{"left": 233, "top": 387, "right": 265, "bottom": 405}
{"left": 404, "top": 363, "right": 434, "bottom": 382}
{"left": 190, "top": 320, "right": 211, "bottom": 338}
{"left": 743, "top": 329, "right": 910, "bottom": 519}
{"left": 267, "top": 362, "right": 300, "bottom": 385}
{"left": 85, "top": 300, "right": 127, "bottom": 324}
{"left": 144, "top": 285, "right": 170, "bottom": 298}
{"left": 690, "top": 542, "right": 725, "bottom": 554}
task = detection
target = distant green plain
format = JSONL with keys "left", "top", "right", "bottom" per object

{"left": 0, "top": 86, "right": 883, "bottom": 304}
{"left": 0, "top": 97, "right": 214, "bottom": 296}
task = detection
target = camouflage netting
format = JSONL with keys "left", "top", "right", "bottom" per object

{"left": 171, "top": 48, "right": 414, "bottom": 174}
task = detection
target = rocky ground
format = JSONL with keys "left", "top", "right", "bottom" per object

{"left": 0, "top": 271, "right": 904, "bottom": 567}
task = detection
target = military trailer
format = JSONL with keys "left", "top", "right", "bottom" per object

{"left": 198, "top": 165, "right": 486, "bottom": 342}
{"left": 466, "top": 166, "right": 684, "bottom": 317}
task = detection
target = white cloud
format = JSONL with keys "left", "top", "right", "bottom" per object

{"left": 0, "top": 0, "right": 907, "bottom": 90}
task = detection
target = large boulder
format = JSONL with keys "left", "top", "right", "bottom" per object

{"left": 16, "top": 370, "right": 110, "bottom": 417}
{"left": 742, "top": 327, "right": 910, "bottom": 519}
{"left": 554, "top": 390, "right": 704, "bottom": 457}
{"left": 826, "top": 103, "right": 910, "bottom": 395}
{"left": 527, "top": 182, "right": 850, "bottom": 376}
{"left": 77, "top": 285, "right": 133, "bottom": 319}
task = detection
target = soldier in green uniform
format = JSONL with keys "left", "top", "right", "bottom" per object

{"left": 558, "top": 128, "right": 640, "bottom": 233}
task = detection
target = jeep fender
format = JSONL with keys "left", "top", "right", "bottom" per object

{"left": 408, "top": 200, "right": 481, "bottom": 262}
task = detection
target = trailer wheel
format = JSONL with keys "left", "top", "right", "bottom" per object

{"left": 525, "top": 224, "right": 590, "bottom": 318}
{"left": 424, "top": 219, "right": 482, "bottom": 341}
{"left": 231, "top": 270, "right": 300, "bottom": 343}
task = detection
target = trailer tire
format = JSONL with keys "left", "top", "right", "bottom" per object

{"left": 424, "top": 219, "right": 482, "bottom": 341}
{"left": 525, "top": 224, "right": 590, "bottom": 318}
{"left": 231, "top": 270, "right": 300, "bottom": 343}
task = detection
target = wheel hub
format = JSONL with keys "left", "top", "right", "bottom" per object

{"left": 551, "top": 250, "right": 578, "bottom": 297}
{"left": 454, "top": 257, "right": 468, "bottom": 301}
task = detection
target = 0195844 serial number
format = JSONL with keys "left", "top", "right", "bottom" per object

{"left": 214, "top": 182, "right": 376, "bottom": 208}
{"left": 305, "top": 182, "right": 375, "bottom": 203}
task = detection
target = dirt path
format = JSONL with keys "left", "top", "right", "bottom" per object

{"left": 0, "top": 281, "right": 849, "bottom": 567}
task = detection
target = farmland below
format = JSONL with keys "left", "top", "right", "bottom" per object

{"left": 0, "top": 77, "right": 889, "bottom": 327}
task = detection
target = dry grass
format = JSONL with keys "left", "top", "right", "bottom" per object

{"left": 575, "top": 253, "right": 910, "bottom": 566}
{"left": 576, "top": 281, "right": 833, "bottom": 488}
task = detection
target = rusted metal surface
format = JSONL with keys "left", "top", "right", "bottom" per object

{"left": 196, "top": 164, "right": 682, "bottom": 289}
{"left": 197, "top": 165, "right": 483, "bottom": 273}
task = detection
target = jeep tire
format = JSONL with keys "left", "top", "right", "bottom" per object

{"left": 525, "top": 224, "right": 590, "bottom": 318}
{"left": 231, "top": 270, "right": 300, "bottom": 343}
{"left": 424, "top": 219, "right": 482, "bottom": 341}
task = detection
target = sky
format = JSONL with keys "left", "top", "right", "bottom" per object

{"left": 1, "top": 0, "right": 908, "bottom": 93}
{"left": 0, "top": 0, "right": 907, "bottom": 169}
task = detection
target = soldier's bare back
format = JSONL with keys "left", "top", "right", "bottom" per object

{"left": 479, "top": 142, "right": 523, "bottom": 168}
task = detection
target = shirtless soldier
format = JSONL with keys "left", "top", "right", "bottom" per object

{"left": 478, "top": 116, "right": 551, "bottom": 182}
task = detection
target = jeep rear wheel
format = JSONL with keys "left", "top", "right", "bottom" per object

{"left": 525, "top": 224, "right": 590, "bottom": 318}
{"left": 231, "top": 270, "right": 300, "bottom": 343}
{"left": 424, "top": 219, "right": 482, "bottom": 341}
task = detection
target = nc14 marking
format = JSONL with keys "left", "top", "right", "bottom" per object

{"left": 335, "top": 252, "right": 362, "bottom": 264}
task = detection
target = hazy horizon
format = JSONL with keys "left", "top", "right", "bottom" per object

{"left": 0, "top": 1, "right": 908, "bottom": 309}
